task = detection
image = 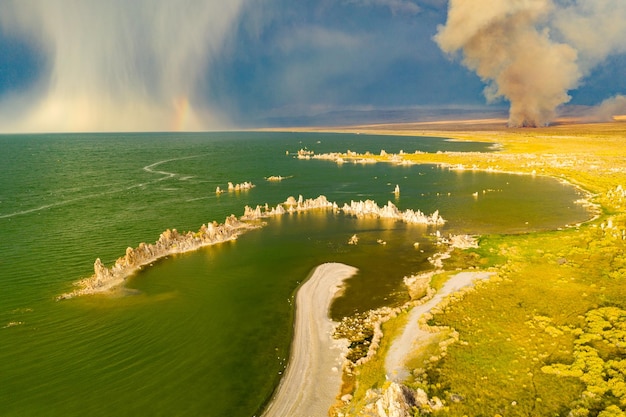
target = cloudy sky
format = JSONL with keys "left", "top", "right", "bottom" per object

{"left": 0, "top": 0, "right": 625, "bottom": 132}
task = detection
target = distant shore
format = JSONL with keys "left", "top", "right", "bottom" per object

{"left": 261, "top": 263, "right": 358, "bottom": 417}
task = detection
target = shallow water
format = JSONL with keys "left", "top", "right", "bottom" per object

{"left": 0, "top": 132, "right": 590, "bottom": 416}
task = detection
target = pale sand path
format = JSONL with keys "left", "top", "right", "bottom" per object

{"left": 386, "top": 271, "right": 495, "bottom": 381}
{"left": 262, "top": 263, "right": 358, "bottom": 417}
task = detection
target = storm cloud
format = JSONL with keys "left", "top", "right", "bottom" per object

{"left": 0, "top": 0, "right": 244, "bottom": 132}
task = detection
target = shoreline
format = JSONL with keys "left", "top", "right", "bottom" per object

{"left": 289, "top": 141, "right": 600, "bottom": 228}
{"left": 385, "top": 271, "right": 495, "bottom": 381}
{"left": 261, "top": 263, "right": 358, "bottom": 417}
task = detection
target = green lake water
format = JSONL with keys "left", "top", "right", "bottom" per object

{"left": 0, "top": 132, "right": 590, "bottom": 416}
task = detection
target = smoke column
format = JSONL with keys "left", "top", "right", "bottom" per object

{"left": 435, "top": 0, "right": 626, "bottom": 127}
{"left": 0, "top": 1, "right": 244, "bottom": 132}
{"left": 586, "top": 95, "right": 626, "bottom": 122}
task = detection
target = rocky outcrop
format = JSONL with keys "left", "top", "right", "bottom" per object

{"left": 342, "top": 200, "right": 445, "bottom": 226}
{"left": 372, "top": 383, "right": 418, "bottom": 417}
{"left": 299, "top": 149, "right": 425, "bottom": 166}
{"left": 216, "top": 181, "right": 255, "bottom": 194}
{"left": 404, "top": 272, "right": 434, "bottom": 301}
{"left": 348, "top": 382, "right": 443, "bottom": 417}
{"left": 265, "top": 175, "right": 292, "bottom": 182}
{"left": 335, "top": 306, "right": 402, "bottom": 366}
{"left": 241, "top": 195, "right": 338, "bottom": 220}
{"left": 439, "top": 233, "right": 478, "bottom": 249}
{"left": 241, "top": 203, "right": 287, "bottom": 220}
{"left": 227, "top": 181, "right": 255, "bottom": 191}
{"left": 283, "top": 195, "right": 338, "bottom": 213}
{"left": 297, "top": 149, "right": 314, "bottom": 159}
{"left": 242, "top": 196, "right": 444, "bottom": 227}
{"left": 58, "top": 215, "right": 257, "bottom": 300}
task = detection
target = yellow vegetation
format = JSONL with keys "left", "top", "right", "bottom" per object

{"left": 317, "top": 121, "right": 626, "bottom": 416}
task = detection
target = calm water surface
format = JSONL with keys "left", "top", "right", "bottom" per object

{"left": 0, "top": 132, "right": 590, "bottom": 416}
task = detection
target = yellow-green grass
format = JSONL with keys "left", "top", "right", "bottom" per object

{"left": 403, "top": 328, "right": 453, "bottom": 381}
{"left": 317, "top": 121, "right": 626, "bottom": 415}
{"left": 429, "top": 271, "right": 454, "bottom": 292}
{"left": 410, "top": 123, "right": 626, "bottom": 415}
{"left": 290, "top": 121, "right": 626, "bottom": 200}
{"left": 426, "top": 224, "right": 625, "bottom": 415}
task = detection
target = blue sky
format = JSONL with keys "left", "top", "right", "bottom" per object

{"left": 0, "top": 0, "right": 624, "bottom": 131}
{"left": 205, "top": 0, "right": 488, "bottom": 122}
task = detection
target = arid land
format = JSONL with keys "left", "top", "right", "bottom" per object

{"left": 272, "top": 119, "right": 626, "bottom": 416}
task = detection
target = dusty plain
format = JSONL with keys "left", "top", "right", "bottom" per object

{"left": 271, "top": 118, "right": 626, "bottom": 416}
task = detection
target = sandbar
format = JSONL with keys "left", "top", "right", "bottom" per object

{"left": 261, "top": 262, "right": 358, "bottom": 417}
{"left": 386, "top": 271, "right": 494, "bottom": 381}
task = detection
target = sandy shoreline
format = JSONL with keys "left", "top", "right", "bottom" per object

{"left": 386, "top": 271, "right": 495, "bottom": 381}
{"left": 261, "top": 262, "right": 358, "bottom": 417}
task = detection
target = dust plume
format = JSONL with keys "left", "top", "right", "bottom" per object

{"left": 554, "top": 1, "right": 626, "bottom": 73}
{"left": 435, "top": 0, "right": 626, "bottom": 127}
{"left": 0, "top": 1, "right": 244, "bottom": 132}
{"left": 585, "top": 95, "right": 626, "bottom": 122}
{"left": 435, "top": 0, "right": 579, "bottom": 127}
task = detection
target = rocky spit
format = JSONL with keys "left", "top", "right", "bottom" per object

{"left": 57, "top": 215, "right": 258, "bottom": 300}
{"left": 59, "top": 194, "right": 445, "bottom": 300}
